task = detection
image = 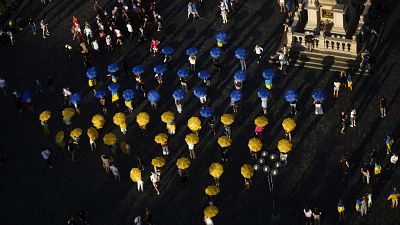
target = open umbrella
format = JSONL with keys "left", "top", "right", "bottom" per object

{"left": 86, "top": 67, "right": 97, "bottom": 79}
{"left": 235, "top": 48, "right": 247, "bottom": 59}
{"left": 70, "top": 93, "right": 81, "bottom": 105}
{"left": 254, "top": 116, "right": 268, "bottom": 127}
{"left": 204, "top": 205, "right": 219, "bottom": 218}
{"left": 130, "top": 168, "right": 142, "bottom": 182}
{"left": 257, "top": 89, "right": 270, "bottom": 99}
{"left": 161, "top": 47, "right": 174, "bottom": 55}
{"left": 248, "top": 138, "right": 262, "bottom": 152}
{"left": 230, "top": 90, "right": 243, "bottom": 102}
{"left": 185, "top": 133, "right": 199, "bottom": 145}
{"left": 278, "top": 139, "right": 292, "bottom": 153}
{"left": 132, "top": 65, "right": 144, "bottom": 75}
{"left": 21, "top": 90, "right": 30, "bottom": 102}
{"left": 151, "top": 156, "right": 166, "bottom": 167}
{"left": 94, "top": 90, "right": 107, "bottom": 99}
{"left": 122, "top": 89, "right": 135, "bottom": 101}
{"left": 87, "top": 127, "right": 99, "bottom": 140}
{"left": 136, "top": 112, "right": 150, "bottom": 126}
{"left": 217, "top": 136, "right": 232, "bottom": 147}
{"left": 176, "top": 157, "right": 191, "bottom": 170}
{"left": 282, "top": 118, "right": 296, "bottom": 133}
{"left": 92, "top": 114, "right": 105, "bottom": 129}
{"left": 262, "top": 69, "right": 276, "bottom": 79}
{"left": 154, "top": 133, "right": 168, "bottom": 144}
{"left": 284, "top": 90, "right": 298, "bottom": 103}
{"left": 198, "top": 70, "right": 211, "bottom": 80}
{"left": 215, "top": 32, "right": 228, "bottom": 43}
{"left": 70, "top": 128, "right": 82, "bottom": 138}
{"left": 39, "top": 110, "right": 51, "bottom": 121}
{"left": 186, "top": 47, "right": 198, "bottom": 56}
{"left": 241, "top": 164, "right": 254, "bottom": 178}
{"left": 55, "top": 131, "right": 64, "bottom": 144}
{"left": 210, "top": 47, "right": 222, "bottom": 59}
{"left": 177, "top": 68, "right": 189, "bottom": 78}
{"left": 103, "top": 133, "right": 117, "bottom": 145}
{"left": 62, "top": 107, "right": 75, "bottom": 118}
{"left": 193, "top": 86, "right": 207, "bottom": 98}
{"left": 172, "top": 89, "right": 185, "bottom": 100}
{"left": 161, "top": 111, "right": 175, "bottom": 123}
{"left": 209, "top": 163, "right": 224, "bottom": 178}
{"left": 233, "top": 71, "right": 247, "bottom": 82}
{"left": 312, "top": 90, "right": 326, "bottom": 101}
{"left": 220, "top": 114, "right": 234, "bottom": 125}
{"left": 148, "top": 89, "right": 160, "bottom": 103}
{"left": 113, "top": 112, "right": 126, "bottom": 126}
{"left": 188, "top": 117, "right": 201, "bottom": 131}
{"left": 205, "top": 185, "right": 220, "bottom": 196}
{"left": 153, "top": 64, "right": 166, "bottom": 74}
{"left": 108, "top": 83, "right": 120, "bottom": 93}
{"left": 200, "top": 107, "right": 214, "bottom": 118}
{"left": 107, "top": 63, "right": 120, "bottom": 73}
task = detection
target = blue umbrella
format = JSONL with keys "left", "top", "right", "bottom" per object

{"left": 70, "top": 93, "right": 81, "bottom": 105}
{"left": 153, "top": 64, "right": 166, "bottom": 74}
{"left": 262, "top": 69, "right": 276, "bottom": 79}
{"left": 230, "top": 90, "right": 243, "bottom": 102}
{"left": 198, "top": 70, "right": 211, "bottom": 80}
{"left": 215, "top": 32, "right": 228, "bottom": 43}
{"left": 132, "top": 65, "right": 144, "bottom": 75}
{"left": 162, "top": 47, "right": 174, "bottom": 55}
{"left": 21, "top": 90, "right": 30, "bottom": 102}
{"left": 94, "top": 90, "right": 107, "bottom": 99}
{"left": 107, "top": 63, "right": 120, "bottom": 73}
{"left": 235, "top": 48, "right": 247, "bottom": 59}
{"left": 186, "top": 47, "right": 198, "bottom": 56}
{"left": 148, "top": 89, "right": 160, "bottom": 102}
{"left": 233, "top": 71, "right": 247, "bottom": 82}
{"left": 193, "top": 86, "right": 206, "bottom": 98}
{"left": 312, "top": 90, "right": 326, "bottom": 101}
{"left": 177, "top": 68, "right": 189, "bottom": 78}
{"left": 108, "top": 83, "right": 120, "bottom": 93}
{"left": 257, "top": 89, "right": 270, "bottom": 99}
{"left": 284, "top": 90, "right": 298, "bottom": 103}
{"left": 122, "top": 89, "right": 135, "bottom": 101}
{"left": 200, "top": 107, "right": 214, "bottom": 118}
{"left": 172, "top": 89, "right": 185, "bottom": 100}
{"left": 210, "top": 47, "right": 222, "bottom": 59}
{"left": 86, "top": 67, "right": 97, "bottom": 79}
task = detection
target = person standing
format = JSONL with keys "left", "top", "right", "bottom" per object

{"left": 303, "top": 207, "right": 313, "bottom": 225}
{"left": 150, "top": 172, "right": 160, "bottom": 195}
{"left": 360, "top": 196, "right": 368, "bottom": 216}
{"left": 28, "top": 18, "right": 37, "bottom": 35}
{"left": 340, "top": 111, "right": 347, "bottom": 134}
{"left": 390, "top": 153, "right": 398, "bottom": 170}
{"left": 254, "top": 44, "right": 264, "bottom": 63}
{"left": 0, "top": 77, "right": 7, "bottom": 95}
{"left": 340, "top": 153, "right": 350, "bottom": 176}
{"left": 110, "top": 164, "right": 120, "bottom": 183}
{"left": 101, "top": 155, "right": 111, "bottom": 174}
{"left": 313, "top": 100, "right": 323, "bottom": 115}
{"left": 145, "top": 208, "right": 154, "bottom": 225}
{"left": 188, "top": 55, "right": 197, "bottom": 72}
{"left": 333, "top": 80, "right": 340, "bottom": 98}
{"left": 349, "top": 108, "right": 356, "bottom": 127}
{"left": 386, "top": 134, "right": 394, "bottom": 155}
{"left": 388, "top": 188, "right": 399, "bottom": 208}
{"left": 379, "top": 96, "right": 387, "bottom": 118}
{"left": 374, "top": 162, "right": 381, "bottom": 183}
{"left": 360, "top": 162, "right": 370, "bottom": 184}
{"left": 188, "top": 143, "right": 196, "bottom": 159}
{"left": 41, "top": 148, "right": 53, "bottom": 168}
{"left": 126, "top": 22, "right": 134, "bottom": 40}
{"left": 312, "top": 208, "right": 321, "bottom": 225}
{"left": 40, "top": 17, "right": 50, "bottom": 39}
{"left": 337, "top": 200, "right": 345, "bottom": 220}
{"left": 220, "top": 5, "right": 228, "bottom": 24}
{"left": 137, "top": 178, "right": 144, "bottom": 192}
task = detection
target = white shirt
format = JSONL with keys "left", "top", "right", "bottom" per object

{"left": 188, "top": 144, "right": 195, "bottom": 150}
{"left": 150, "top": 173, "right": 159, "bottom": 183}
{"left": 254, "top": 46, "right": 264, "bottom": 54}
{"left": 126, "top": 24, "right": 133, "bottom": 33}
{"left": 188, "top": 57, "right": 196, "bottom": 64}
{"left": 110, "top": 165, "right": 119, "bottom": 176}
{"left": 204, "top": 217, "right": 214, "bottom": 225}
{"left": 92, "top": 41, "right": 99, "bottom": 50}
{"left": 115, "top": 29, "right": 122, "bottom": 37}
{"left": 63, "top": 88, "right": 71, "bottom": 97}
{"left": 41, "top": 149, "right": 50, "bottom": 160}
{"left": 0, "top": 78, "right": 6, "bottom": 88}
{"left": 390, "top": 155, "right": 398, "bottom": 164}
{"left": 350, "top": 109, "right": 356, "bottom": 118}
{"left": 303, "top": 209, "right": 312, "bottom": 218}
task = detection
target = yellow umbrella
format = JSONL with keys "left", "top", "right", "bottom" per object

{"left": 103, "top": 133, "right": 117, "bottom": 145}
{"left": 92, "top": 114, "right": 105, "bottom": 129}
{"left": 130, "top": 168, "right": 142, "bottom": 182}
{"left": 154, "top": 133, "right": 168, "bottom": 144}
{"left": 209, "top": 163, "right": 224, "bottom": 178}
{"left": 254, "top": 116, "right": 268, "bottom": 127}
{"left": 282, "top": 118, "right": 296, "bottom": 133}
{"left": 185, "top": 133, "right": 199, "bottom": 145}
{"left": 278, "top": 139, "right": 292, "bottom": 153}
{"left": 70, "top": 128, "right": 82, "bottom": 138}
{"left": 248, "top": 138, "right": 262, "bottom": 152}
{"left": 113, "top": 112, "right": 126, "bottom": 126}
{"left": 62, "top": 107, "right": 75, "bottom": 118}
{"left": 151, "top": 156, "right": 166, "bottom": 168}
{"left": 87, "top": 127, "right": 99, "bottom": 140}
{"left": 55, "top": 131, "right": 64, "bottom": 144}
{"left": 220, "top": 114, "right": 234, "bottom": 125}
{"left": 176, "top": 157, "right": 190, "bottom": 169}
{"left": 39, "top": 110, "right": 51, "bottom": 121}
{"left": 204, "top": 205, "right": 219, "bottom": 218}
{"left": 205, "top": 185, "right": 220, "bottom": 196}
{"left": 217, "top": 136, "right": 232, "bottom": 148}
{"left": 187, "top": 116, "right": 201, "bottom": 132}
{"left": 241, "top": 164, "right": 254, "bottom": 179}
{"left": 161, "top": 111, "right": 175, "bottom": 123}
{"left": 136, "top": 112, "right": 150, "bottom": 126}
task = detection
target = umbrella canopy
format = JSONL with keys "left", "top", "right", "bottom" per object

{"left": 86, "top": 67, "right": 97, "bottom": 79}
{"left": 147, "top": 89, "right": 160, "bottom": 103}
{"left": 130, "top": 168, "right": 142, "bottom": 182}
{"left": 39, "top": 110, "right": 51, "bottom": 121}
{"left": 172, "top": 89, "right": 185, "bottom": 100}
{"left": 94, "top": 90, "right": 107, "bottom": 99}
{"left": 220, "top": 114, "right": 234, "bottom": 125}
{"left": 278, "top": 139, "right": 292, "bottom": 153}
{"left": 103, "top": 133, "right": 117, "bottom": 145}
{"left": 241, "top": 164, "right": 254, "bottom": 178}
{"left": 21, "top": 90, "right": 30, "bottom": 102}
{"left": 188, "top": 117, "right": 201, "bottom": 131}
{"left": 248, "top": 138, "right": 262, "bottom": 152}
{"left": 193, "top": 86, "right": 207, "bottom": 98}
{"left": 217, "top": 136, "right": 232, "bottom": 147}
{"left": 235, "top": 47, "right": 247, "bottom": 59}
{"left": 282, "top": 118, "right": 296, "bottom": 133}
{"left": 70, "top": 93, "right": 81, "bottom": 105}
{"left": 230, "top": 89, "right": 243, "bottom": 102}
{"left": 257, "top": 88, "right": 270, "bottom": 99}
{"left": 161, "top": 111, "right": 175, "bottom": 123}
{"left": 204, "top": 205, "right": 219, "bottom": 218}
{"left": 70, "top": 128, "right": 82, "bottom": 138}
{"left": 154, "top": 133, "right": 168, "bottom": 144}
{"left": 122, "top": 89, "right": 135, "bottom": 101}
{"left": 215, "top": 32, "right": 228, "bottom": 43}
{"left": 186, "top": 47, "right": 198, "bottom": 56}
{"left": 55, "top": 131, "right": 64, "bottom": 144}
{"left": 254, "top": 116, "right": 268, "bottom": 127}
{"left": 262, "top": 69, "right": 276, "bottom": 79}
{"left": 233, "top": 71, "right": 247, "bottom": 82}
{"left": 136, "top": 112, "right": 150, "bottom": 126}
{"left": 185, "top": 133, "right": 199, "bottom": 145}
{"left": 108, "top": 83, "right": 120, "bottom": 93}
{"left": 87, "top": 127, "right": 99, "bottom": 140}
{"left": 153, "top": 64, "right": 166, "bottom": 74}
{"left": 161, "top": 46, "right": 174, "bottom": 55}
{"left": 151, "top": 156, "right": 166, "bottom": 167}
{"left": 200, "top": 107, "right": 214, "bottom": 118}
{"left": 210, "top": 47, "right": 222, "bottom": 59}
{"left": 107, "top": 63, "right": 120, "bottom": 73}
{"left": 284, "top": 89, "right": 298, "bottom": 103}
{"left": 209, "top": 163, "right": 224, "bottom": 178}
{"left": 312, "top": 90, "right": 326, "bottom": 101}
{"left": 113, "top": 112, "right": 126, "bottom": 126}
{"left": 92, "top": 114, "right": 105, "bottom": 129}
{"left": 177, "top": 68, "right": 189, "bottom": 78}
{"left": 198, "top": 70, "right": 211, "bottom": 80}
{"left": 62, "top": 107, "right": 75, "bottom": 118}
{"left": 132, "top": 65, "right": 144, "bottom": 75}
{"left": 205, "top": 185, "right": 220, "bottom": 196}
{"left": 176, "top": 157, "right": 191, "bottom": 169}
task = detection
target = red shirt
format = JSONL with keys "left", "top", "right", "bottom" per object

{"left": 150, "top": 40, "right": 159, "bottom": 49}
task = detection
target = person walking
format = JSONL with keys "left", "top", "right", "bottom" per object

{"left": 367, "top": 192, "right": 372, "bottom": 209}
{"left": 254, "top": 44, "right": 264, "bottom": 63}
{"left": 340, "top": 111, "right": 347, "bottom": 134}
{"left": 220, "top": 6, "right": 228, "bottom": 24}
{"left": 41, "top": 148, "right": 53, "bottom": 168}
{"left": 386, "top": 134, "right": 394, "bottom": 155}
{"left": 312, "top": 208, "right": 321, "bottom": 225}
{"left": 340, "top": 153, "right": 350, "bottom": 176}
{"left": 390, "top": 153, "right": 398, "bottom": 170}
{"left": 188, "top": 55, "right": 197, "bottom": 72}
{"left": 150, "top": 172, "right": 160, "bottom": 195}
{"left": 361, "top": 162, "right": 370, "bottom": 184}
{"left": 0, "top": 77, "right": 7, "bottom": 95}
{"left": 188, "top": 143, "right": 196, "bottom": 159}
{"left": 101, "top": 155, "right": 111, "bottom": 174}
{"left": 360, "top": 196, "right": 368, "bottom": 216}
{"left": 313, "top": 100, "right": 323, "bottom": 115}
{"left": 337, "top": 200, "right": 345, "bottom": 220}
{"left": 28, "top": 18, "right": 37, "bottom": 35}
{"left": 333, "top": 80, "right": 340, "bottom": 98}
{"left": 40, "top": 17, "right": 50, "bottom": 39}
{"left": 374, "top": 162, "right": 381, "bottom": 183}
{"left": 379, "top": 96, "right": 387, "bottom": 118}
{"left": 303, "top": 207, "right": 313, "bottom": 225}
{"left": 349, "top": 108, "right": 356, "bottom": 127}
{"left": 110, "top": 164, "right": 120, "bottom": 183}
{"left": 388, "top": 188, "right": 399, "bottom": 208}
{"left": 137, "top": 178, "right": 144, "bottom": 192}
